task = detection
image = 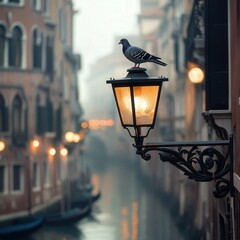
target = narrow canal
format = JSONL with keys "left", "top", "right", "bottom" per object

{"left": 32, "top": 133, "right": 188, "bottom": 240}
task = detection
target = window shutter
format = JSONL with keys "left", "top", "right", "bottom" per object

{"left": 205, "top": 0, "right": 229, "bottom": 110}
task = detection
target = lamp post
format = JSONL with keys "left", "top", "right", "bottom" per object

{"left": 107, "top": 68, "right": 233, "bottom": 198}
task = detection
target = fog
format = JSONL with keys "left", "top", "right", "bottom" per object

{"left": 73, "top": 0, "right": 140, "bottom": 111}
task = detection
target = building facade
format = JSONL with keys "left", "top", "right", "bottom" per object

{"left": 137, "top": 0, "right": 240, "bottom": 239}
{"left": 0, "top": 0, "right": 83, "bottom": 221}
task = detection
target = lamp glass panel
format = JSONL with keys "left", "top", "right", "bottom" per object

{"left": 115, "top": 87, "right": 133, "bottom": 125}
{"left": 133, "top": 86, "right": 160, "bottom": 125}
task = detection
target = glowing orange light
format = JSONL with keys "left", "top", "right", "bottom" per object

{"left": 73, "top": 133, "right": 80, "bottom": 143}
{"left": 81, "top": 121, "right": 89, "bottom": 129}
{"left": 0, "top": 141, "right": 5, "bottom": 152}
{"left": 49, "top": 147, "right": 56, "bottom": 156}
{"left": 88, "top": 119, "right": 114, "bottom": 130}
{"left": 60, "top": 148, "right": 68, "bottom": 157}
{"left": 188, "top": 67, "right": 204, "bottom": 84}
{"left": 65, "top": 131, "right": 74, "bottom": 142}
{"left": 32, "top": 139, "right": 40, "bottom": 148}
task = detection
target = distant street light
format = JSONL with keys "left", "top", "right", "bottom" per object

{"left": 0, "top": 140, "right": 5, "bottom": 152}
{"left": 49, "top": 147, "right": 56, "bottom": 156}
{"left": 188, "top": 67, "right": 204, "bottom": 84}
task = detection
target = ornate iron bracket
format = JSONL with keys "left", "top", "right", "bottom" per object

{"left": 134, "top": 135, "right": 234, "bottom": 198}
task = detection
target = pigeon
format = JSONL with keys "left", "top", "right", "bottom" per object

{"left": 119, "top": 38, "right": 167, "bottom": 68}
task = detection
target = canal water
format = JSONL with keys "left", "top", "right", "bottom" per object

{"left": 31, "top": 133, "right": 188, "bottom": 240}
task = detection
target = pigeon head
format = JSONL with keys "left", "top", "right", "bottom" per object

{"left": 119, "top": 39, "right": 131, "bottom": 52}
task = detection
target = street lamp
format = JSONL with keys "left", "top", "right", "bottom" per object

{"left": 107, "top": 68, "right": 167, "bottom": 148}
{"left": 107, "top": 68, "right": 233, "bottom": 198}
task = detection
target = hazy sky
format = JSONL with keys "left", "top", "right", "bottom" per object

{"left": 72, "top": 0, "right": 140, "bottom": 101}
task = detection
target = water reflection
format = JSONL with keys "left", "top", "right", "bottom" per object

{"left": 33, "top": 224, "right": 82, "bottom": 240}
{"left": 31, "top": 134, "right": 187, "bottom": 240}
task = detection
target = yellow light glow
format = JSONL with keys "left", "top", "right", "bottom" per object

{"left": 124, "top": 96, "right": 148, "bottom": 115}
{"left": 49, "top": 147, "right": 56, "bottom": 156}
{"left": 65, "top": 131, "right": 74, "bottom": 142}
{"left": 188, "top": 67, "right": 204, "bottom": 84}
{"left": 88, "top": 119, "right": 114, "bottom": 130}
{"left": 32, "top": 139, "right": 40, "bottom": 148}
{"left": 73, "top": 133, "right": 80, "bottom": 143}
{"left": 81, "top": 121, "right": 89, "bottom": 129}
{"left": 60, "top": 148, "right": 68, "bottom": 157}
{"left": 0, "top": 141, "right": 5, "bottom": 152}
{"left": 134, "top": 97, "right": 148, "bottom": 115}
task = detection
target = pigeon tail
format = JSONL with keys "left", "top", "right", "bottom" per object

{"left": 150, "top": 58, "right": 167, "bottom": 66}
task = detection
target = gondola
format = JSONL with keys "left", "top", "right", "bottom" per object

{"left": 45, "top": 204, "right": 91, "bottom": 225}
{"left": 0, "top": 216, "right": 44, "bottom": 239}
{"left": 70, "top": 190, "right": 101, "bottom": 209}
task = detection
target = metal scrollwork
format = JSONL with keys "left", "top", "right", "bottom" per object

{"left": 135, "top": 136, "right": 233, "bottom": 198}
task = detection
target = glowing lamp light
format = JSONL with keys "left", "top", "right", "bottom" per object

{"left": 32, "top": 139, "right": 40, "bottom": 148}
{"left": 107, "top": 68, "right": 167, "bottom": 139}
{"left": 49, "top": 147, "right": 56, "bottom": 156}
{"left": 65, "top": 131, "right": 74, "bottom": 143}
{"left": 73, "top": 133, "right": 80, "bottom": 143}
{"left": 60, "top": 148, "right": 68, "bottom": 157}
{"left": 0, "top": 141, "right": 5, "bottom": 152}
{"left": 81, "top": 121, "right": 89, "bottom": 129}
{"left": 188, "top": 67, "right": 204, "bottom": 84}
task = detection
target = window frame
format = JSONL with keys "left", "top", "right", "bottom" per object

{"left": 11, "top": 164, "right": 24, "bottom": 194}
{"left": 0, "top": 24, "right": 6, "bottom": 67}
{"left": 32, "top": 0, "right": 41, "bottom": 11}
{"left": 0, "top": 0, "right": 24, "bottom": 6}
{"left": 0, "top": 164, "right": 8, "bottom": 195}
{"left": 43, "top": 159, "right": 51, "bottom": 187}
{"left": 32, "top": 28, "right": 43, "bottom": 69}
{"left": 0, "top": 94, "right": 9, "bottom": 132}
{"left": 32, "top": 160, "right": 40, "bottom": 191}
{"left": 12, "top": 95, "right": 24, "bottom": 134}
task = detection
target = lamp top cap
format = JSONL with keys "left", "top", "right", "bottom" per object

{"left": 106, "top": 67, "right": 168, "bottom": 84}
{"left": 126, "top": 67, "right": 148, "bottom": 78}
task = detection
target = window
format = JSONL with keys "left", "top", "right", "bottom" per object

{"left": 8, "top": 26, "right": 22, "bottom": 67}
{"left": 0, "top": 94, "right": 8, "bottom": 132}
{"left": 59, "top": 9, "right": 66, "bottom": 43}
{"left": 0, "top": 0, "right": 22, "bottom": 5}
{"left": 32, "top": 161, "right": 40, "bottom": 190}
{"left": 46, "top": 95, "right": 53, "bottom": 132}
{"left": 56, "top": 105, "right": 62, "bottom": 139}
{"left": 12, "top": 95, "right": 24, "bottom": 134}
{"left": 56, "top": 158, "right": 61, "bottom": 183}
{"left": 12, "top": 164, "right": 23, "bottom": 192}
{"left": 32, "top": 29, "right": 42, "bottom": 69}
{"left": 43, "top": 159, "right": 50, "bottom": 186}
{"left": 0, "top": 165, "right": 7, "bottom": 194}
{"left": 0, "top": 25, "right": 6, "bottom": 66}
{"left": 205, "top": 0, "right": 229, "bottom": 110}
{"left": 45, "top": 35, "right": 54, "bottom": 75}
{"left": 36, "top": 94, "right": 44, "bottom": 134}
{"left": 43, "top": 0, "right": 49, "bottom": 16}
{"left": 32, "top": 0, "right": 41, "bottom": 11}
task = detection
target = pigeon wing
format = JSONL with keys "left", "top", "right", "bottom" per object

{"left": 131, "top": 47, "right": 151, "bottom": 61}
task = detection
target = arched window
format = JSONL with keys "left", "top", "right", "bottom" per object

{"left": 33, "top": 29, "right": 42, "bottom": 69}
{"left": 0, "top": 25, "right": 6, "bottom": 66}
{"left": 12, "top": 95, "right": 23, "bottom": 133}
{"left": 0, "top": 94, "right": 8, "bottom": 132}
{"left": 8, "top": 26, "right": 22, "bottom": 67}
